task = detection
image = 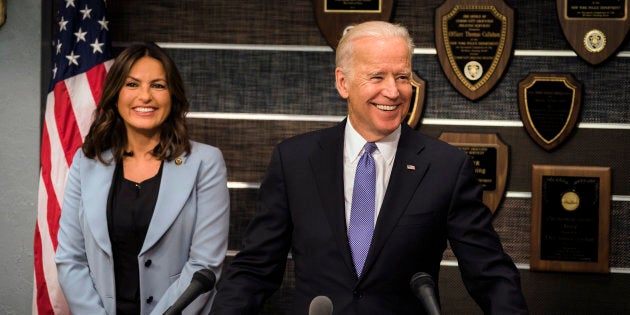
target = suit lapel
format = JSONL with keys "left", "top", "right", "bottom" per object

{"left": 83, "top": 151, "right": 115, "bottom": 256}
{"left": 362, "top": 124, "right": 429, "bottom": 277}
{"left": 140, "top": 153, "right": 194, "bottom": 255}
{"left": 309, "top": 122, "right": 356, "bottom": 275}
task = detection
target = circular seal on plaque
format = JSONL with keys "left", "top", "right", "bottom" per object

{"left": 561, "top": 191, "right": 580, "bottom": 211}
{"left": 464, "top": 61, "right": 483, "bottom": 81}
{"left": 583, "top": 29, "right": 606, "bottom": 53}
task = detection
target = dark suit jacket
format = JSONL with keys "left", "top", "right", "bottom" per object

{"left": 213, "top": 121, "right": 527, "bottom": 314}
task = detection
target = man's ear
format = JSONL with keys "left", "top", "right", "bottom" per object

{"left": 335, "top": 67, "right": 349, "bottom": 99}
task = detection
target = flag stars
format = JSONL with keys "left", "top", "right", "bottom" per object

{"left": 80, "top": 5, "right": 92, "bottom": 20}
{"left": 66, "top": 51, "right": 80, "bottom": 66}
{"left": 65, "top": 0, "right": 75, "bottom": 8}
{"left": 74, "top": 27, "right": 87, "bottom": 43}
{"left": 90, "top": 38, "right": 104, "bottom": 54}
{"left": 58, "top": 16, "right": 69, "bottom": 31}
{"left": 56, "top": 40, "right": 62, "bottom": 55}
{"left": 98, "top": 16, "right": 109, "bottom": 30}
{"left": 52, "top": 64, "right": 58, "bottom": 79}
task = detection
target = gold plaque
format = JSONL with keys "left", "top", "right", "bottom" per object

{"left": 406, "top": 73, "right": 426, "bottom": 129}
{"left": 434, "top": 0, "right": 515, "bottom": 101}
{"left": 313, "top": 0, "right": 394, "bottom": 49}
{"left": 518, "top": 73, "right": 582, "bottom": 151}
{"left": 438, "top": 132, "right": 508, "bottom": 213}
{"left": 557, "top": 0, "right": 630, "bottom": 65}
{"left": 530, "top": 165, "right": 611, "bottom": 273}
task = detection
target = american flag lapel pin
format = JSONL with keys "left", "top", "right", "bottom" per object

{"left": 406, "top": 164, "right": 416, "bottom": 171}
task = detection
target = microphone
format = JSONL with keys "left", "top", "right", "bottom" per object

{"left": 410, "top": 272, "right": 441, "bottom": 315}
{"left": 308, "top": 295, "right": 333, "bottom": 315}
{"left": 163, "top": 269, "right": 216, "bottom": 315}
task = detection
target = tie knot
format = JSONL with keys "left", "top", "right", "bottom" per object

{"left": 364, "top": 142, "right": 377, "bottom": 155}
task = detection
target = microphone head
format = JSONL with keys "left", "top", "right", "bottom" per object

{"left": 410, "top": 272, "right": 435, "bottom": 290}
{"left": 309, "top": 295, "right": 333, "bottom": 315}
{"left": 192, "top": 269, "right": 216, "bottom": 293}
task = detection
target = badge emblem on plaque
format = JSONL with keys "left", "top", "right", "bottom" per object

{"left": 518, "top": 73, "right": 583, "bottom": 151}
{"left": 435, "top": 0, "right": 514, "bottom": 101}
{"left": 557, "top": 0, "right": 630, "bottom": 65}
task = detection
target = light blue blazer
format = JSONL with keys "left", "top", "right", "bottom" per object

{"left": 55, "top": 141, "right": 230, "bottom": 315}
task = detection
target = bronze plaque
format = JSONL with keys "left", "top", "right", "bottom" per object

{"left": 557, "top": 0, "right": 630, "bottom": 65}
{"left": 438, "top": 132, "right": 508, "bottom": 213}
{"left": 531, "top": 165, "right": 611, "bottom": 273}
{"left": 518, "top": 73, "right": 582, "bottom": 151}
{"left": 313, "top": 0, "right": 394, "bottom": 49}
{"left": 435, "top": 0, "right": 514, "bottom": 101}
{"left": 406, "top": 73, "right": 426, "bottom": 129}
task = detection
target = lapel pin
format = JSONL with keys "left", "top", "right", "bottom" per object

{"left": 175, "top": 157, "right": 183, "bottom": 165}
{"left": 406, "top": 164, "right": 415, "bottom": 171}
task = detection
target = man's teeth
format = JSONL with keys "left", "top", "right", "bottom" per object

{"left": 375, "top": 104, "right": 396, "bottom": 111}
{"left": 135, "top": 107, "right": 155, "bottom": 112}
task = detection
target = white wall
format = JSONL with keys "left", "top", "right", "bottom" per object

{"left": 0, "top": 0, "right": 41, "bottom": 314}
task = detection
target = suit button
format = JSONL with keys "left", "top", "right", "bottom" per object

{"left": 353, "top": 290, "right": 363, "bottom": 299}
{"left": 146, "top": 296, "right": 153, "bottom": 303}
{"left": 144, "top": 260, "right": 152, "bottom": 267}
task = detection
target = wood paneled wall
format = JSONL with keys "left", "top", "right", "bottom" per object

{"left": 102, "top": 1, "right": 630, "bottom": 313}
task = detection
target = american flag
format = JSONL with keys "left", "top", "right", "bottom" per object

{"left": 34, "top": 0, "right": 113, "bottom": 313}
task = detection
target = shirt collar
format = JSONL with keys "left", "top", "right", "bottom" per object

{"left": 344, "top": 118, "right": 401, "bottom": 164}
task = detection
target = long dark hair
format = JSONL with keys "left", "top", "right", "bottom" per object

{"left": 82, "top": 42, "right": 191, "bottom": 164}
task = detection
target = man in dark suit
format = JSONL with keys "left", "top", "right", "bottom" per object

{"left": 212, "top": 21, "right": 528, "bottom": 314}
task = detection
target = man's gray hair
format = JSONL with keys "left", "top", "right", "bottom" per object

{"left": 335, "top": 21, "right": 415, "bottom": 77}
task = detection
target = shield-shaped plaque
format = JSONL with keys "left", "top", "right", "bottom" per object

{"left": 438, "top": 132, "right": 509, "bottom": 213}
{"left": 557, "top": 0, "right": 630, "bottom": 65}
{"left": 406, "top": 73, "right": 426, "bottom": 129}
{"left": 435, "top": 0, "right": 514, "bottom": 101}
{"left": 313, "top": 0, "right": 394, "bottom": 49}
{"left": 518, "top": 73, "right": 583, "bottom": 151}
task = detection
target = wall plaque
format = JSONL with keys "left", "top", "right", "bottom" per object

{"left": 406, "top": 73, "right": 426, "bottom": 129}
{"left": 557, "top": 0, "right": 630, "bottom": 65}
{"left": 438, "top": 132, "right": 508, "bottom": 213}
{"left": 435, "top": 0, "right": 514, "bottom": 101}
{"left": 313, "top": 0, "right": 393, "bottom": 49}
{"left": 518, "top": 73, "right": 582, "bottom": 151}
{"left": 530, "top": 165, "right": 611, "bottom": 273}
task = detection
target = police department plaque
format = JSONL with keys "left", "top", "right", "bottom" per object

{"left": 531, "top": 165, "right": 611, "bottom": 273}
{"left": 518, "top": 73, "right": 582, "bottom": 151}
{"left": 435, "top": 0, "right": 514, "bottom": 101}
{"left": 313, "top": 0, "right": 393, "bottom": 49}
{"left": 557, "top": 0, "right": 630, "bottom": 65}
{"left": 438, "top": 132, "right": 508, "bottom": 213}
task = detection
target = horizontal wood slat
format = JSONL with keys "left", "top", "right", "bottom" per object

{"left": 108, "top": 1, "right": 630, "bottom": 52}
{"left": 190, "top": 119, "right": 630, "bottom": 195}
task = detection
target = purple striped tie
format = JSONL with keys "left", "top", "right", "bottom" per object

{"left": 348, "top": 142, "right": 377, "bottom": 276}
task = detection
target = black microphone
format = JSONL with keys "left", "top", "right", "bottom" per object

{"left": 163, "top": 269, "right": 216, "bottom": 315}
{"left": 308, "top": 295, "right": 333, "bottom": 315}
{"left": 410, "top": 272, "right": 441, "bottom": 315}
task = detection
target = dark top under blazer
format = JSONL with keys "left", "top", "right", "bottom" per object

{"left": 213, "top": 121, "right": 527, "bottom": 315}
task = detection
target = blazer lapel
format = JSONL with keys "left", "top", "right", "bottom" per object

{"left": 140, "top": 154, "right": 194, "bottom": 255}
{"left": 362, "top": 124, "right": 429, "bottom": 276}
{"left": 83, "top": 151, "right": 115, "bottom": 256}
{"left": 309, "top": 121, "right": 356, "bottom": 275}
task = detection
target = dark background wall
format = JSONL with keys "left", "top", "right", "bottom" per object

{"left": 68, "top": 1, "right": 629, "bottom": 313}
